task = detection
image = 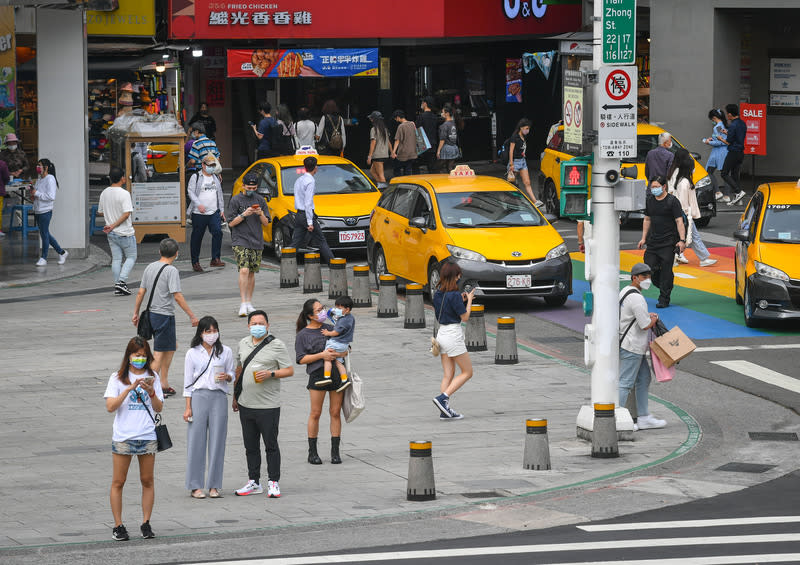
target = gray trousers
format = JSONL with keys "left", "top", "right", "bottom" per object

{"left": 185, "top": 389, "right": 228, "bottom": 490}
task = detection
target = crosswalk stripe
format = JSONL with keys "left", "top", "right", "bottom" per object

{"left": 537, "top": 555, "right": 800, "bottom": 565}
{"left": 196, "top": 535, "right": 800, "bottom": 564}
{"left": 711, "top": 360, "right": 800, "bottom": 394}
{"left": 695, "top": 346, "right": 752, "bottom": 352}
{"left": 759, "top": 344, "right": 800, "bottom": 349}
{"left": 578, "top": 516, "right": 800, "bottom": 531}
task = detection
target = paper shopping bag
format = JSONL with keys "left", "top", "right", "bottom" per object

{"left": 650, "top": 326, "right": 696, "bottom": 368}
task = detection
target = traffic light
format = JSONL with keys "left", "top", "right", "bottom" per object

{"left": 559, "top": 158, "right": 590, "bottom": 219}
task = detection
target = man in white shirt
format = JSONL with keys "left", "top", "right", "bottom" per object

{"left": 289, "top": 156, "right": 333, "bottom": 263}
{"left": 99, "top": 167, "right": 137, "bottom": 296}
{"left": 619, "top": 262, "right": 666, "bottom": 430}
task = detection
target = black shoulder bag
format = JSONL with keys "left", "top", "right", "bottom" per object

{"left": 137, "top": 264, "right": 168, "bottom": 340}
{"left": 134, "top": 387, "right": 172, "bottom": 452}
{"left": 234, "top": 335, "right": 275, "bottom": 401}
{"left": 185, "top": 354, "right": 215, "bottom": 391}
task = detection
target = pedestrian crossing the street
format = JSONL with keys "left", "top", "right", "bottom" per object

{"left": 193, "top": 516, "right": 800, "bottom": 564}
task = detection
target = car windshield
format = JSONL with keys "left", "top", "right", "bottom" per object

{"left": 625, "top": 134, "right": 688, "bottom": 163}
{"left": 760, "top": 204, "right": 800, "bottom": 243}
{"left": 281, "top": 164, "right": 376, "bottom": 195}
{"left": 437, "top": 190, "right": 546, "bottom": 228}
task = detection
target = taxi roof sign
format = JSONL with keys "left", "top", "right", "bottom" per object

{"left": 449, "top": 165, "right": 475, "bottom": 177}
{"left": 295, "top": 146, "right": 318, "bottom": 155}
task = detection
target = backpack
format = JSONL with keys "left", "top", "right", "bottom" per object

{"left": 498, "top": 137, "right": 512, "bottom": 163}
{"left": 326, "top": 115, "right": 344, "bottom": 151}
{"left": 270, "top": 120, "right": 293, "bottom": 155}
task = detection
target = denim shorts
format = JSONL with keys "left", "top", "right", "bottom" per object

{"left": 513, "top": 158, "right": 528, "bottom": 171}
{"left": 150, "top": 312, "right": 176, "bottom": 352}
{"left": 325, "top": 338, "right": 350, "bottom": 353}
{"left": 112, "top": 439, "right": 157, "bottom": 455}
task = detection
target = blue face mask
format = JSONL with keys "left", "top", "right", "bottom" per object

{"left": 651, "top": 186, "right": 663, "bottom": 197}
{"left": 331, "top": 308, "right": 343, "bottom": 318}
{"left": 130, "top": 357, "right": 147, "bottom": 370}
{"left": 249, "top": 324, "right": 267, "bottom": 339}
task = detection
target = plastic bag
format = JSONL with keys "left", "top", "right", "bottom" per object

{"left": 342, "top": 371, "right": 365, "bottom": 423}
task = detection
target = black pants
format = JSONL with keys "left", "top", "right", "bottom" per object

{"left": 290, "top": 210, "right": 333, "bottom": 263}
{"left": 395, "top": 160, "right": 415, "bottom": 176}
{"left": 720, "top": 150, "right": 743, "bottom": 195}
{"left": 413, "top": 150, "right": 438, "bottom": 174}
{"left": 644, "top": 245, "right": 676, "bottom": 305}
{"left": 239, "top": 405, "right": 281, "bottom": 483}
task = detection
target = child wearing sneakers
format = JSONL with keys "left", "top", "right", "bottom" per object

{"left": 319, "top": 296, "right": 354, "bottom": 392}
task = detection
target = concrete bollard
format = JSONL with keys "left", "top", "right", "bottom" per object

{"left": 351, "top": 264, "right": 372, "bottom": 308}
{"left": 407, "top": 440, "right": 436, "bottom": 501}
{"left": 523, "top": 419, "right": 551, "bottom": 470}
{"left": 303, "top": 253, "right": 322, "bottom": 294}
{"left": 404, "top": 283, "right": 426, "bottom": 329}
{"left": 465, "top": 304, "right": 487, "bottom": 352}
{"left": 377, "top": 274, "right": 399, "bottom": 318}
{"left": 279, "top": 247, "right": 299, "bottom": 288}
{"left": 328, "top": 257, "right": 348, "bottom": 300}
{"left": 494, "top": 316, "right": 519, "bottom": 364}
{"left": 591, "top": 403, "right": 619, "bottom": 458}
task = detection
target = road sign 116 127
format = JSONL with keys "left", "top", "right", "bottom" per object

{"left": 602, "top": 0, "right": 636, "bottom": 65}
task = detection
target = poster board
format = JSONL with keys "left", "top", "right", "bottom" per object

{"left": 124, "top": 133, "right": 187, "bottom": 243}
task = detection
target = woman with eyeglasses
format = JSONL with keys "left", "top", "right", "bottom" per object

{"left": 104, "top": 336, "right": 163, "bottom": 541}
{"left": 183, "top": 316, "right": 234, "bottom": 499}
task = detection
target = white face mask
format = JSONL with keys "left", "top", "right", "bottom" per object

{"left": 639, "top": 278, "right": 652, "bottom": 290}
{"left": 202, "top": 332, "right": 219, "bottom": 345}
{"left": 7, "top": 144, "right": 17, "bottom": 150}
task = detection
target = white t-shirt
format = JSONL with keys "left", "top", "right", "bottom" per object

{"left": 98, "top": 185, "right": 135, "bottom": 237}
{"left": 196, "top": 174, "right": 219, "bottom": 215}
{"left": 618, "top": 286, "right": 652, "bottom": 355}
{"left": 104, "top": 371, "right": 164, "bottom": 442}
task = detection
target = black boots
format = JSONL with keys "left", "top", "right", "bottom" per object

{"left": 331, "top": 436, "right": 342, "bottom": 464}
{"left": 307, "top": 437, "right": 322, "bottom": 465}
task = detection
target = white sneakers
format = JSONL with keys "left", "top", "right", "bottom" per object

{"left": 267, "top": 480, "right": 281, "bottom": 498}
{"left": 676, "top": 253, "right": 689, "bottom": 264}
{"left": 58, "top": 250, "right": 68, "bottom": 265}
{"left": 246, "top": 303, "right": 255, "bottom": 314}
{"left": 35, "top": 257, "right": 47, "bottom": 267}
{"left": 728, "top": 190, "right": 746, "bottom": 206}
{"left": 700, "top": 258, "right": 718, "bottom": 267}
{"left": 238, "top": 303, "right": 248, "bottom": 317}
{"left": 637, "top": 414, "right": 667, "bottom": 430}
{"left": 234, "top": 480, "right": 262, "bottom": 496}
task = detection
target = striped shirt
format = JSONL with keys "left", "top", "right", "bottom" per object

{"left": 188, "top": 135, "right": 220, "bottom": 164}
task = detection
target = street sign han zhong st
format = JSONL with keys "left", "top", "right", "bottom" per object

{"left": 602, "top": 0, "right": 635, "bottom": 65}
{"left": 598, "top": 66, "right": 637, "bottom": 159}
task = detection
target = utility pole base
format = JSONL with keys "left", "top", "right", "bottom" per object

{"left": 576, "top": 405, "right": 636, "bottom": 442}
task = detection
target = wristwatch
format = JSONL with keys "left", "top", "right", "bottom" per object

{"left": 270, "top": 371, "right": 276, "bottom": 379}
{"left": 679, "top": 239, "right": 685, "bottom": 242}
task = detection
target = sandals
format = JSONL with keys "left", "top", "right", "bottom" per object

{"left": 209, "top": 489, "right": 222, "bottom": 498}
{"left": 163, "top": 387, "right": 177, "bottom": 397}
{"left": 191, "top": 489, "right": 206, "bottom": 499}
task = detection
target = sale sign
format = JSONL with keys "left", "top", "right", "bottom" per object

{"left": 227, "top": 48, "right": 378, "bottom": 78}
{"left": 740, "top": 103, "right": 766, "bottom": 156}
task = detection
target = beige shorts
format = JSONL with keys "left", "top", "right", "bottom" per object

{"left": 435, "top": 323, "right": 467, "bottom": 357}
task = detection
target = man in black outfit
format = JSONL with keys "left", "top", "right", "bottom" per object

{"left": 638, "top": 176, "right": 686, "bottom": 308}
{"left": 721, "top": 103, "right": 747, "bottom": 205}
{"left": 414, "top": 96, "right": 440, "bottom": 174}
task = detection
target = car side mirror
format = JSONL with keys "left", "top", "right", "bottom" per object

{"left": 733, "top": 228, "right": 749, "bottom": 242}
{"left": 409, "top": 216, "right": 428, "bottom": 232}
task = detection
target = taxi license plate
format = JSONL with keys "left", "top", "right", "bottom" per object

{"left": 338, "top": 230, "right": 365, "bottom": 243}
{"left": 506, "top": 274, "right": 531, "bottom": 288}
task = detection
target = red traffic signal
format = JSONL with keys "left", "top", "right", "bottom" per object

{"left": 564, "top": 164, "right": 588, "bottom": 188}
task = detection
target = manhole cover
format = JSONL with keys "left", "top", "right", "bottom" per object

{"left": 748, "top": 432, "right": 799, "bottom": 441}
{"left": 461, "top": 491, "right": 505, "bottom": 499}
{"left": 715, "top": 462, "right": 776, "bottom": 474}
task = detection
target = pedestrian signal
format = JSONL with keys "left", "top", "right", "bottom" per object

{"left": 559, "top": 159, "right": 591, "bottom": 219}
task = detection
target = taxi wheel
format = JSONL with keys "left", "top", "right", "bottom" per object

{"left": 743, "top": 283, "right": 760, "bottom": 328}
{"left": 427, "top": 262, "right": 440, "bottom": 302}
{"left": 542, "top": 180, "right": 559, "bottom": 217}
{"left": 373, "top": 246, "right": 388, "bottom": 287}
{"left": 272, "top": 225, "right": 288, "bottom": 256}
{"left": 544, "top": 295, "right": 568, "bottom": 307}
{"left": 734, "top": 264, "right": 744, "bottom": 305}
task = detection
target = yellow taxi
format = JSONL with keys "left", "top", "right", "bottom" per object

{"left": 539, "top": 123, "right": 717, "bottom": 226}
{"left": 146, "top": 142, "right": 181, "bottom": 175}
{"left": 733, "top": 181, "right": 800, "bottom": 327}
{"left": 231, "top": 150, "right": 379, "bottom": 255}
{"left": 367, "top": 166, "right": 572, "bottom": 304}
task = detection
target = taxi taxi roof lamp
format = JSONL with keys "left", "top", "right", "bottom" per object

{"left": 296, "top": 146, "right": 318, "bottom": 155}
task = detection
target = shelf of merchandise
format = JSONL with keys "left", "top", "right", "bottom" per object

{"left": 88, "top": 79, "right": 117, "bottom": 164}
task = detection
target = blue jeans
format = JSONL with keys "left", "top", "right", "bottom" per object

{"left": 619, "top": 348, "right": 652, "bottom": 418}
{"left": 688, "top": 220, "right": 709, "bottom": 261}
{"left": 34, "top": 211, "right": 64, "bottom": 260}
{"left": 190, "top": 210, "right": 222, "bottom": 264}
{"left": 107, "top": 232, "right": 138, "bottom": 283}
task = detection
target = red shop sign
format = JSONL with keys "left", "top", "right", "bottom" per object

{"left": 740, "top": 103, "right": 767, "bottom": 156}
{"left": 169, "top": 0, "right": 580, "bottom": 40}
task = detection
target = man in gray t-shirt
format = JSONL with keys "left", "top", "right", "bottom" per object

{"left": 132, "top": 238, "right": 198, "bottom": 396}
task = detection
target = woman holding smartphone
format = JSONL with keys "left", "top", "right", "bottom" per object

{"left": 104, "top": 336, "right": 164, "bottom": 541}
{"left": 31, "top": 158, "right": 68, "bottom": 267}
{"left": 183, "top": 316, "right": 234, "bottom": 498}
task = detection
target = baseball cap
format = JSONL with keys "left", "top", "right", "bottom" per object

{"left": 367, "top": 110, "right": 383, "bottom": 121}
{"left": 243, "top": 173, "right": 258, "bottom": 185}
{"left": 630, "top": 262, "right": 652, "bottom": 276}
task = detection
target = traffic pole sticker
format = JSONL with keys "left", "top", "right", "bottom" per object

{"left": 574, "top": 101, "right": 582, "bottom": 128}
{"left": 564, "top": 100, "right": 573, "bottom": 127}
{"left": 598, "top": 66, "right": 637, "bottom": 159}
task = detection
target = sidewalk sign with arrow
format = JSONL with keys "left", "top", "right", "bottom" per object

{"left": 598, "top": 65, "right": 637, "bottom": 158}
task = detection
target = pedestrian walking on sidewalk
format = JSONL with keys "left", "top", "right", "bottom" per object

{"left": 183, "top": 316, "right": 235, "bottom": 499}
{"left": 289, "top": 156, "right": 333, "bottom": 263}
{"left": 619, "top": 263, "right": 666, "bottom": 431}
{"left": 720, "top": 104, "right": 747, "bottom": 206}
{"left": 132, "top": 238, "right": 199, "bottom": 397}
{"left": 702, "top": 108, "right": 729, "bottom": 202}
{"left": 366, "top": 111, "right": 389, "bottom": 187}
{"left": 187, "top": 123, "right": 220, "bottom": 171}
{"left": 506, "top": 118, "right": 542, "bottom": 206}
{"left": 187, "top": 155, "right": 226, "bottom": 272}
{"left": 232, "top": 310, "right": 294, "bottom": 499}
{"left": 391, "top": 109, "right": 417, "bottom": 177}
{"left": 99, "top": 167, "right": 137, "bottom": 295}
{"left": 104, "top": 336, "right": 164, "bottom": 541}
{"left": 638, "top": 176, "right": 686, "bottom": 309}
{"left": 31, "top": 158, "right": 68, "bottom": 267}
{"left": 667, "top": 149, "right": 716, "bottom": 268}
{"left": 644, "top": 132, "right": 674, "bottom": 181}
{"left": 437, "top": 104, "right": 460, "bottom": 174}
{"left": 431, "top": 261, "right": 475, "bottom": 420}
{"left": 294, "top": 107, "right": 317, "bottom": 150}
{"left": 295, "top": 299, "right": 349, "bottom": 465}
{"left": 227, "top": 173, "right": 270, "bottom": 317}
{"left": 316, "top": 99, "right": 346, "bottom": 157}
{"left": 415, "top": 96, "right": 440, "bottom": 174}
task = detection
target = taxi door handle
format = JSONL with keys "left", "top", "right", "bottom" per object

{"left": 384, "top": 218, "right": 390, "bottom": 224}
{"left": 404, "top": 229, "right": 411, "bottom": 234}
